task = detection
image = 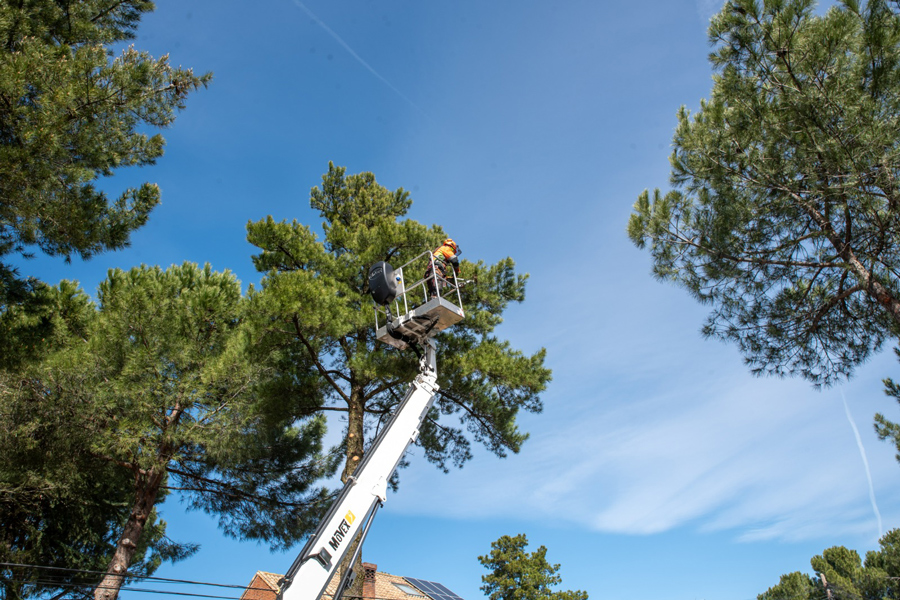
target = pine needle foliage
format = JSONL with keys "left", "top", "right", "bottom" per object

{"left": 1, "top": 264, "right": 337, "bottom": 600}
{"left": 245, "top": 163, "right": 552, "bottom": 486}
{"left": 0, "top": 279, "right": 183, "bottom": 600}
{"left": 628, "top": 0, "right": 900, "bottom": 386}
{"left": 478, "top": 534, "right": 587, "bottom": 600}
{"left": 0, "top": 0, "right": 211, "bottom": 305}
{"left": 759, "top": 529, "right": 900, "bottom": 600}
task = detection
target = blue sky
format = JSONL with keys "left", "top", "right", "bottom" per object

{"left": 17, "top": 1, "right": 900, "bottom": 600}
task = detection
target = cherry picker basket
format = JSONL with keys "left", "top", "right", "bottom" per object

{"left": 371, "top": 250, "right": 465, "bottom": 349}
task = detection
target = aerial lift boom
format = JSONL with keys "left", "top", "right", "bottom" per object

{"left": 278, "top": 251, "right": 465, "bottom": 600}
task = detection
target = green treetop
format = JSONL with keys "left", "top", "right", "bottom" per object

{"left": 245, "top": 163, "right": 552, "bottom": 488}
{"left": 628, "top": 0, "right": 900, "bottom": 387}
{"left": 478, "top": 534, "right": 588, "bottom": 600}
{"left": 0, "top": 281, "right": 178, "bottom": 600}
{"left": 245, "top": 163, "right": 551, "bottom": 599}
{"left": 759, "top": 529, "right": 900, "bottom": 600}
{"left": 1, "top": 264, "right": 336, "bottom": 600}
{"left": 0, "top": 0, "right": 210, "bottom": 303}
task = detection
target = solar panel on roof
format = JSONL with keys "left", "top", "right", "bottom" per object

{"left": 414, "top": 580, "right": 440, "bottom": 595}
{"left": 431, "top": 583, "right": 455, "bottom": 595}
{"left": 402, "top": 577, "right": 465, "bottom": 600}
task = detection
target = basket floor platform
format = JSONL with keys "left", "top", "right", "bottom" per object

{"left": 375, "top": 296, "right": 464, "bottom": 350}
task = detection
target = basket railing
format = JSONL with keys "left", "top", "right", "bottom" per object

{"left": 374, "top": 250, "right": 463, "bottom": 332}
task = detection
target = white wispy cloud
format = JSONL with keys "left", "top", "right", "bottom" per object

{"left": 376, "top": 237, "right": 900, "bottom": 546}
{"left": 842, "top": 388, "right": 883, "bottom": 537}
{"left": 388, "top": 347, "right": 898, "bottom": 545}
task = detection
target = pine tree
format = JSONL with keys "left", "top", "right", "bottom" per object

{"left": 245, "top": 163, "right": 551, "bottom": 592}
{"left": 246, "top": 162, "right": 551, "bottom": 484}
{"left": 0, "top": 282, "right": 180, "bottom": 600}
{"left": 478, "top": 534, "right": 587, "bottom": 600}
{"left": 628, "top": 0, "right": 900, "bottom": 387}
{"left": 1, "top": 264, "right": 337, "bottom": 600}
{"left": 758, "top": 530, "right": 900, "bottom": 600}
{"left": 0, "top": 0, "right": 210, "bottom": 305}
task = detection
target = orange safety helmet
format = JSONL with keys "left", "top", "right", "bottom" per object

{"left": 443, "top": 238, "right": 458, "bottom": 253}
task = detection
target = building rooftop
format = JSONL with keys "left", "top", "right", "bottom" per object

{"left": 240, "top": 564, "right": 464, "bottom": 600}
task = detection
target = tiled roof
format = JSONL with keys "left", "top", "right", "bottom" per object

{"left": 255, "top": 572, "right": 283, "bottom": 591}
{"left": 243, "top": 569, "right": 440, "bottom": 600}
{"left": 240, "top": 572, "right": 281, "bottom": 600}
{"left": 323, "top": 570, "right": 425, "bottom": 600}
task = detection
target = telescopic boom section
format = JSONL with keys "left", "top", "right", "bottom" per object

{"left": 278, "top": 255, "right": 465, "bottom": 600}
{"left": 280, "top": 361, "right": 438, "bottom": 600}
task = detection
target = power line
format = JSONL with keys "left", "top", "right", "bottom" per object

{"left": 3, "top": 573, "right": 422, "bottom": 600}
{"left": 2, "top": 578, "right": 248, "bottom": 600}
{"left": 0, "top": 563, "right": 270, "bottom": 592}
{"left": 1, "top": 563, "right": 438, "bottom": 600}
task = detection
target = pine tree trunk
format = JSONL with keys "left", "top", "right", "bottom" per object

{"left": 93, "top": 469, "right": 164, "bottom": 600}
{"left": 342, "top": 386, "right": 365, "bottom": 484}
{"left": 848, "top": 255, "right": 900, "bottom": 324}
{"left": 816, "top": 207, "right": 900, "bottom": 324}
{"left": 337, "top": 384, "right": 365, "bottom": 599}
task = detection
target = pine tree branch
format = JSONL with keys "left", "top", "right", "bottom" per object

{"left": 291, "top": 315, "right": 350, "bottom": 404}
{"left": 364, "top": 378, "right": 404, "bottom": 399}
{"left": 326, "top": 369, "right": 351, "bottom": 383}
{"left": 438, "top": 390, "right": 507, "bottom": 449}
{"left": 91, "top": 1, "right": 130, "bottom": 24}
{"left": 808, "top": 283, "right": 865, "bottom": 332}
{"left": 164, "top": 466, "right": 318, "bottom": 509}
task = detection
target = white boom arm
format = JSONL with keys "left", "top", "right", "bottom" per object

{"left": 279, "top": 355, "right": 439, "bottom": 600}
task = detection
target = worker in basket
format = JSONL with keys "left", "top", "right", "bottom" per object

{"left": 425, "top": 237, "right": 461, "bottom": 299}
